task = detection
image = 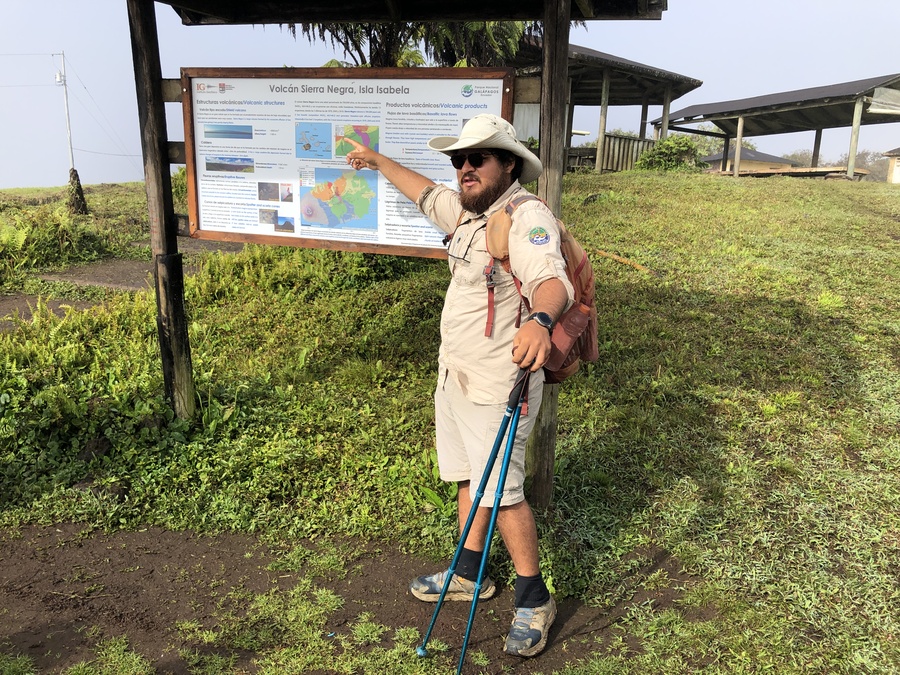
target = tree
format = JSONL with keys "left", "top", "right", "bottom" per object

{"left": 291, "top": 21, "right": 537, "bottom": 68}
{"left": 837, "top": 149, "right": 889, "bottom": 182}
{"left": 293, "top": 23, "right": 424, "bottom": 67}
{"left": 422, "top": 22, "right": 538, "bottom": 67}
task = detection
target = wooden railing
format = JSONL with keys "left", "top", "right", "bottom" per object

{"left": 567, "top": 134, "right": 657, "bottom": 172}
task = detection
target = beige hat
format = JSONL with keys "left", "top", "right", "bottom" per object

{"left": 428, "top": 114, "right": 543, "bottom": 184}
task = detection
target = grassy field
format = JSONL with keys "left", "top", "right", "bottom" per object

{"left": 1, "top": 172, "right": 898, "bottom": 673}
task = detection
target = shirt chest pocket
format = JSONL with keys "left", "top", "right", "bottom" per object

{"left": 448, "top": 227, "right": 493, "bottom": 286}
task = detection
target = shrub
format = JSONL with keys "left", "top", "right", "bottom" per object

{"left": 171, "top": 166, "right": 188, "bottom": 212}
{"left": 635, "top": 135, "right": 708, "bottom": 171}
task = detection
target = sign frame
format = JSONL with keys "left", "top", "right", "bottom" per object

{"left": 180, "top": 67, "right": 516, "bottom": 259}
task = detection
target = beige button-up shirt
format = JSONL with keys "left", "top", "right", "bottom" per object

{"left": 417, "top": 182, "right": 574, "bottom": 405}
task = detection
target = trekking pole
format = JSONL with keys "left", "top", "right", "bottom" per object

{"left": 416, "top": 369, "right": 531, "bottom": 673}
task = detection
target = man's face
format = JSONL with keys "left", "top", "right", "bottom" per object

{"left": 453, "top": 150, "right": 514, "bottom": 214}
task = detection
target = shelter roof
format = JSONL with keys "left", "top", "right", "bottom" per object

{"left": 157, "top": 0, "right": 666, "bottom": 24}
{"left": 885, "top": 147, "right": 900, "bottom": 157}
{"left": 654, "top": 73, "right": 900, "bottom": 137}
{"left": 701, "top": 149, "right": 800, "bottom": 166}
{"left": 509, "top": 38, "right": 702, "bottom": 106}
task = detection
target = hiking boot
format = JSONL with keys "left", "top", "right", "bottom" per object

{"left": 409, "top": 570, "right": 496, "bottom": 602}
{"left": 504, "top": 596, "right": 557, "bottom": 657}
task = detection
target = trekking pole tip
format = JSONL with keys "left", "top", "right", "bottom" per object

{"left": 416, "top": 645, "right": 429, "bottom": 658}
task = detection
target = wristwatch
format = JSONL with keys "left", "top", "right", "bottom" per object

{"left": 525, "top": 311, "right": 554, "bottom": 333}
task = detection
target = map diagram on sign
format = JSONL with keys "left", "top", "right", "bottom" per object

{"left": 298, "top": 169, "right": 378, "bottom": 230}
{"left": 334, "top": 124, "right": 380, "bottom": 156}
{"left": 295, "top": 123, "right": 333, "bottom": 160}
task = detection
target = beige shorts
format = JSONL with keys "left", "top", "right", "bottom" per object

{"left": 433, "top": 371, "right": 543, "bottom": 507}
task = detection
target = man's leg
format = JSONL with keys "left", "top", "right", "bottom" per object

{"left": 457, "top": 484, "right": 539, "bottom": 577}
{"left": 456, "top": 487, "right": 555, "bottom": 657}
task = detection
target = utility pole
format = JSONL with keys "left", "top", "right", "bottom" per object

{"left": 53, "top": 51, "right": 75, "bottom": 170}
{"left": 53, "top": 50, "right": 87, "bottom": 213}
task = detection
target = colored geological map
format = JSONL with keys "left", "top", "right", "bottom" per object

{"left": 298, "top": 169, "right": 378, "bottom": 230}
{"left": 334, "top": 125, "right": 380, "bottom": 156}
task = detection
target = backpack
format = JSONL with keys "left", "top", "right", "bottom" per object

{"left": 484, "top": 195, "right": 599, "bottom": 383}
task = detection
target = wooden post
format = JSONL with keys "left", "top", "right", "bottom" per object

{"left": 530, "top": 0, "right": 571, "bottom": 508}
{"left": 733, "top": 116, "right": 745, "bottom": 177}
{"left": 847, "top": 97, "right": 864, "bottom": 178}
{"left": 126, "top": 0, "right": 196, "bottom": 419}
{"left": 594, "top": 68, "right": 610, "bottom": 173}
{"left": 565, "top": 77, "right": 575, "bottom": 147}
{"left": 811, "top": 128, "right": 823, "bottom": 168}
{"left": 721, "top": 137, "right": 731, "bottom": 172}
{"left": 659, "top": 84, "right": 672, "bottom": 139}
{"left": 639, "top": 96, "right": 649, "bottom": 140}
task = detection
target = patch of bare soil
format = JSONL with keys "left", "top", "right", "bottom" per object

{"left": 0, "top": 524, "right": 695, "bottom": 674}
{"left": 0, "top": 238, "right": 243, "bottom": 332}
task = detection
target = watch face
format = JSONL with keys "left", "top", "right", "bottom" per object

{"left": 530, "top": 312, "right": 553, "bottom": 328}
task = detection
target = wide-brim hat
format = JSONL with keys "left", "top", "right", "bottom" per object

{"left": 428, "top": 114, "right": 543, "bottom": 184}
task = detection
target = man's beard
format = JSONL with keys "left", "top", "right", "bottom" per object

{"left": 459, "top": 174, "right": 511, "bottom": 214}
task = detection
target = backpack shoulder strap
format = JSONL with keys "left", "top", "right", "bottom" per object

{"left": 485, "top": 194, "right": 544, "bottom": 269}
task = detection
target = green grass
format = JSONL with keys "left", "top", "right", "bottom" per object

{"left": 1, "top": 173, "right": 899, "bottom": 673}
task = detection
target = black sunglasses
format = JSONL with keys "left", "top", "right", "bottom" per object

{"left": 450, "top": 151, "right": 495, "bottom": 170}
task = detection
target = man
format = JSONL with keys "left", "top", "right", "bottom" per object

{"left": 345, "top": 114, "right": 573, "bottom": 657}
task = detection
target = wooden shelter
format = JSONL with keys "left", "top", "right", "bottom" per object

{"left": 126, "top": 0, "right": 668, "bottom": 506}
{"left": 652, "top": 73, "right": 900, "bottom": 178}
{"left": 509, "top": 37, "right": 701, "bottom": 171}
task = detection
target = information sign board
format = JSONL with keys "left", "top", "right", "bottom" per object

{"left": 181, "top": 67, "right": 515, "bottom": 258}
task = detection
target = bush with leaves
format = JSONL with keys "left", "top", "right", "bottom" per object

{"left": 635, "top": 135, "right": 708, "bottom": 172}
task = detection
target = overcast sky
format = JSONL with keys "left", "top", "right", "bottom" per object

{"left": 1, "top": 0, "right": 898, "bottom": 189}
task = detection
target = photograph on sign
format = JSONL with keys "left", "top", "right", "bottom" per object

{"left": 181, "top": 68, "right": 514, "bottom": 258}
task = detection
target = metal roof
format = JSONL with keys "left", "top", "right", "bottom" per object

{"left": 654, "top": 74, "right": 900, "bottom": 137}
{"left": 885, "top": 147, "right": 900, "bottom": 157}
{"left": 701, "top": 148, "right": 800, "bottom": 166}
{"left": 509, "top": 38, "right": 702, "bottom": 106}
{"left": 158, "top": 0, "right": 666, "bottom": 24}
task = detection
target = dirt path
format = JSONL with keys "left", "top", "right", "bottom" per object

{"left": 0, "top": 239, "right": 242, "bottom": 331}
{"left": 0, "top": 523, "right": 647, "bottom": 674}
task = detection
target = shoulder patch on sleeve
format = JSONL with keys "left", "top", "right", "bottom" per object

{"left": 528, "top": 227, "right": 551, "bottom": 246}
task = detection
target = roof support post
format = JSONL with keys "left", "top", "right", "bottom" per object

{"left": 126, "top": 0, "right": 196, "bottom": 419}
{"left": 566, "top": 77, "right": 575, "bottom": 149}
{"left": 659, "top": 84, "right": 672, "bottom": 139}
{"left": 847, "top": 97, "right": 864, "bottom": 178}
{"left": 529, "top": 0, "right": 571, "bottom": 509}
{"left": 594, "top": 68, "right": 611, "bottom": 173}
{"left": 721, "top": 137, "right": 731, "bottom": 172}
{"left": 639, "top": 95, "right": 649, "bottom": 140}
{"left": 733, "top": 116, "right": 745, "bottom": 177}
{"left": 811, "top": 129, "right": 823, "bottom": 168}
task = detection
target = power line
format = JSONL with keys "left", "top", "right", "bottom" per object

{"left": 74, "top": 147, "right": 142, "bottom": 158}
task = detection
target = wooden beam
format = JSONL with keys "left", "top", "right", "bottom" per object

{"left": 733, "top": 116, "right": 745, "bottom": 176}
{"left": 811, "top": 128, "right": 823, "bottom": 168}
{"left": 514, "top": 76, "right": 541, "bottom": 104}
{"left": 529, "top": 0, "right": 571, "bottom": 509}
{"left": 594, "top": 68, "right": 610, "bottom": 172}
{"left": 126, "top": 0, "right": 196, "bottom": 419}
{"left": 847, "top": 97, "right": 864, "bottom": 178}
{"left": 161, "top": 78, "right": 183, "bottom": 103}
{"left": 666, "top": 124, "right": 728, "bottom": 138}
{"left": 574, "top": 0, "right": 595, "bottom": 18}
{"left": 659, "top": 83, "right": 672, "bottom": 139}
{"left": 639, "top": 96, "right": 649, "bottom": 140}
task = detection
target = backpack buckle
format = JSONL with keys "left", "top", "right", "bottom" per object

{"left": 483, "top": 262, "right": 496, "bottom": 288}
